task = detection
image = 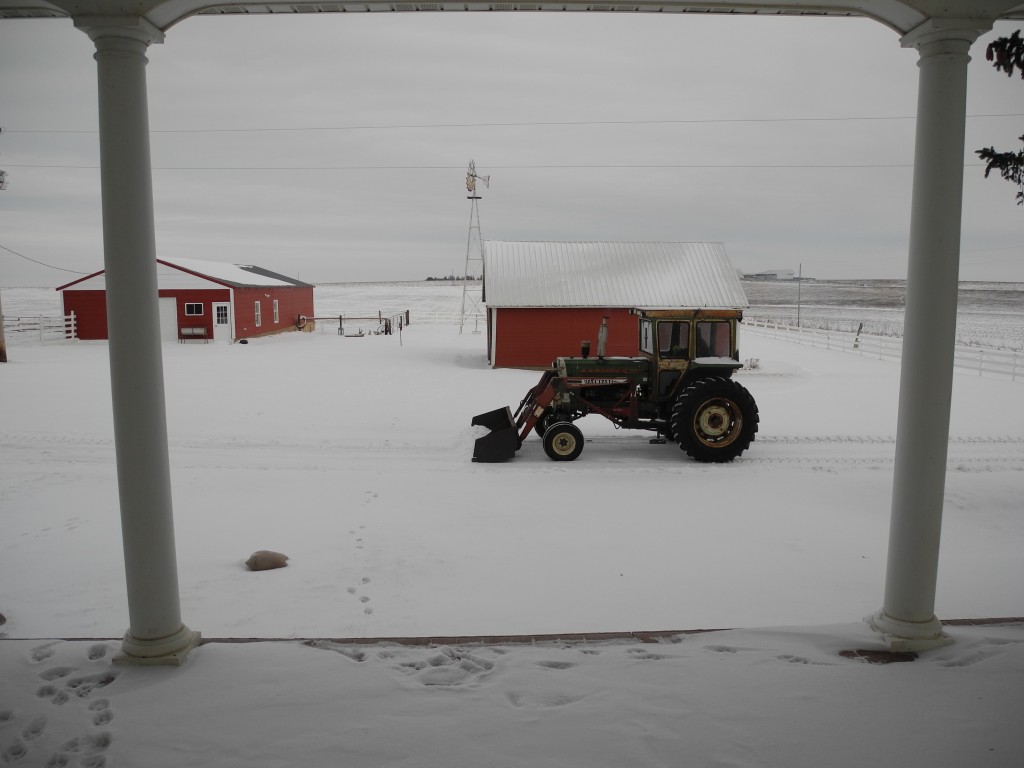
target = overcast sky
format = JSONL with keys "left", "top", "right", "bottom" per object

{"left": 1, "top": 11, "right": 1021, "bottom": 287}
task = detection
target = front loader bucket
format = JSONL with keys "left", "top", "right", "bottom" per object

{"left": 471, "top": 406, "right": 520, "bottom": 462}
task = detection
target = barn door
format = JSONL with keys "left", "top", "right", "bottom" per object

{"left": 213, "top": 302, "right": 231, "bottom": 342}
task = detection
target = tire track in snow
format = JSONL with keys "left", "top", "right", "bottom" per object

{"left": 4, "top": 432, "right": 1023, "bottom": 473}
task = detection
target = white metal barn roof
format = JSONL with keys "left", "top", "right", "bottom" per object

{"left": 56, "top": 257, "right": 312, "bottom": 291}
{"left": 483, "top": 241, "right": 749, "bottom": 309}
{"left": 160, "top": 257, "right": 312, "bottom": 288}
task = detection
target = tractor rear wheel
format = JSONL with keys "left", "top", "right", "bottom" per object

{"left": 671, "top": 377, "right": 758, "bottom": 463}
{"left": 542, "top": 422, "right": 585, "bottom": 461}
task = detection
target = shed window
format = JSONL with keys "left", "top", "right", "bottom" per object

{"left": 255, "top": 301, "right": 262, "bottom": 327}
{"left": 184, "top": 303, "right": 203, "bottom": 316}
{"left": 273, "top": 299, "right": 279, "bottom": 324}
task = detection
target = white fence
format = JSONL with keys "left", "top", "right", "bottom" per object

{"left": 743, "top": 320, "right": 1021, "bottom": 383}
{"left": 1, "top": 313, "right": 77, "bottom": 345}
{"left": 409, "top": 311, "right": 486, "bottom": 329}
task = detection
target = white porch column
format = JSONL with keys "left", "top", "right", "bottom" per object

{"left": 75, "top": 16, "right": 199, "bottom": 664}
{"left": 870, "top": 19, "right": 990, "bottom": 651}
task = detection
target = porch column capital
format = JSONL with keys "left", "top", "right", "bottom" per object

{"left": 74, "top": 14, "right": 164, "bottom": 50}
{"left": 900, "top": 18, "right": 991, "bottom": 57}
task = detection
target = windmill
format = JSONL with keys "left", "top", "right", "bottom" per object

{"left": 459, "top": 160, "right": 489, "bottom": 334}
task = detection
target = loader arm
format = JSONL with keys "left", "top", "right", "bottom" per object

{"left": 472, "top": 370, "right": 561, "bottom": 462}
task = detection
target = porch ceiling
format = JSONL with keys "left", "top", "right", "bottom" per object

{"left": 1, "top": 0, "right": 1023, "bottom": 36}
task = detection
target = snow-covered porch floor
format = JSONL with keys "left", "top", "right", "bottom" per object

{"left": 2, "top": 619, "right": 1022, "bottom": 768}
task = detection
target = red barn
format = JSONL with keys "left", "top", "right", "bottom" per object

{"left": 482, "top": 241, "right": 748, "bottom": 368}
{"left": 56, "top": 258, "right": 314, "bottom": 343}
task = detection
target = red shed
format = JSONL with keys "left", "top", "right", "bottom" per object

{"left": 482, "top": 241, "right": 748, "bottom": 368}
{"left": 56, "top": 257, "right": 314, "bottom": 343}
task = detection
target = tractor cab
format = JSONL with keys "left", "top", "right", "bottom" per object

{"left": 632, "top": 308, "right": 745, "bottom": 403}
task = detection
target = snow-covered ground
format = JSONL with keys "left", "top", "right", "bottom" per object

{"left": 1, "top": 283, "right": 1022, "bottom": 767}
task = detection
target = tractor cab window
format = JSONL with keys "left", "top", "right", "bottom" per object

{"left": 658, "top": 321, "right": 690, "bottom": 359}
{"left": 639, "top": 319, "right": 655, "bottom": 355}
{"left": 695, "top": 321, "right": 732, "bottom": 358}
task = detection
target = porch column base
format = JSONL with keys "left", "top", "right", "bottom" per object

{"left": 868, "top": 610, "right": 953, "bottom": 652}
{"left": 114, "top": 625, "right": 201, "bottom": 666}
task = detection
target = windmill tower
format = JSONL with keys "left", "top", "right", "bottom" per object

{"left": 459, "top": 160, "right": 488, "bottom": 334}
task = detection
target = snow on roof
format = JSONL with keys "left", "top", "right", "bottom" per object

{"left": 161, "top": 257, "right": 310, "bottom": 288}
{"left": 482, "top": 241, "right": 748, "bottom": 308}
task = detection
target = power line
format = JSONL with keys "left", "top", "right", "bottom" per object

{"left": 3, "top": 113, "right": 1021, "bottom": 134}
{"left": 0, "top": 243, "right": 91, "bottom": 275}
{"left": 2, "top": 162, "right": 987, "bottom": 170}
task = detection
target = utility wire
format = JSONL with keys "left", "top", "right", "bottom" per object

{"left": 0, "top": 162, "right": 985, "bottom": 170}
{"left": 0, "top": 243, "right": 91, "bottom": 275}
{"left": 3, "top": 113, "right": 1022, "bottom": 134}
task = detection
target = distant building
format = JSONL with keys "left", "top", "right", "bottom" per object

{"left": 56, "top": 258, "right": 314, "bottom": 342}
{"left": 482, "top": 241, "right": 748, "bottom": 368}
{"left": 743, "top": 269, "right": 796, "bottom": 281}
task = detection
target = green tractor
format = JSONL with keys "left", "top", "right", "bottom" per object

{"left": 472, "top": 308, "right": 758, "bottom": 463}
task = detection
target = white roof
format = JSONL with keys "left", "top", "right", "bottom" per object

{"left": 482, "top": 241, "right": 748, "bottom": 309}
{"left": 160, "top": 258, "right": 297, "bottom": 287}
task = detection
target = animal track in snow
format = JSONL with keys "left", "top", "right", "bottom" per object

{"left": 626, "top": 648, "right": 670, "bottom": 661}
{"left": 936, "top": 638, "right": 1024, "bottom": 668}
{"left": 64, "top": 672, "right": 119, "bottom": 699}
{"left": 776, "top": 654, "right": 834, "bottom": 667}
{"left": 38, "top": 667, "right": 74, "bottom": 682}
{"left": 306, "top": 641, "right": 367, "bottom": 662}
{"left": 59, "top": 731, "right": 112, "bottom": 767}
{"left": 505, "top": 692, "right": 585, "bottom": 709}
{"left": 21, "top": 714, "right": 48, "bottom": 741}
{"left": 30, "top": 645, "right": 57, "bottom": 663}
{"left": 88, "top": 700, "right": 113, "bottom": 727}
{"left": 535, "top": 660, "right": 577, "bottom": 670}
{"left": 7, "top": 643, "right": 120, "bottom": 768}
{"left": 396, "top": 647, "right": 497, "bottom": 687}
{"left": 2, "top": 738, "right": 28, "bottom": 763}
{"left": 36, "top": 685, "right": 70, "bottom": 706}
{"left": 346, "top": 575, "right": 374, "bottom": 615}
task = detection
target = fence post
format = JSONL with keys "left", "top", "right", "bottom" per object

{"left": 0, "top": 294, "right": 6, "bottom": 366}
{"left": 0, "top": 290, "right": 7, "bottom": 363}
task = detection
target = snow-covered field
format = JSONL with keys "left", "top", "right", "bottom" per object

{"left": 1, "top": 282, "right": 1022, "bottom": 767}
{"left": 742, "top": 278, "right": 1024, "bottom": 350}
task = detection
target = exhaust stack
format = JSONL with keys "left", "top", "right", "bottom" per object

{"left": 596, "top": 317, "right": 609, "bottom": 359}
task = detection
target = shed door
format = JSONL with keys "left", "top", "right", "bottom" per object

{"left": 158, "top": 298, "right": 177, "bottom": 342}
{"left": 213, "top": 302, "right": 231, "bottom": 342}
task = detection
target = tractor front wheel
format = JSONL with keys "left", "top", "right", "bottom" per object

{"left": 671, "top": 377, "right": 758, "bottom": 463}
{"left": 533, "top": 408, "right": 555, "bottom": 438}
{"left": 543, "top": 422, "right": 585, "bottom": 461}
